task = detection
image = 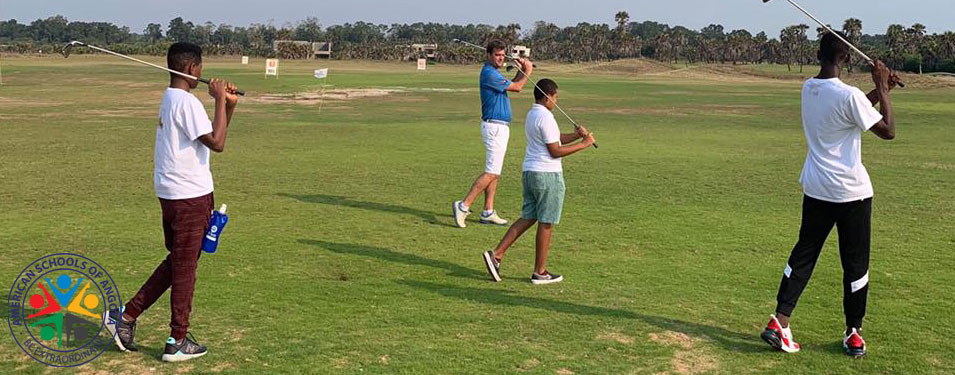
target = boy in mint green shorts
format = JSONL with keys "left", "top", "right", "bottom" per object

{"left": 481, "top": 78, "right": 596, "bottom": 284}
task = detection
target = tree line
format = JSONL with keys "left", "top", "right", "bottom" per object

{"left": 2, "top": 12, "right": 954, "bottom": 73}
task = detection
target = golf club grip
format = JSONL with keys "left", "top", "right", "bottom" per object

{"left": 865, "top": 62, "right": 906, "bottom": 89}
{"left": 198, "top": 77, "right": 246, "bottom": 96}
{"left": 572, "top": 124, "right": 598, "bottom": 148}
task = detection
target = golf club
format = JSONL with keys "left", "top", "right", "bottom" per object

{"left": 763, "top": 0, "right": 904, "bottom": 88}
{"left": 453, "top": 39, "right": 597, "bottom": 148}
{"left": 62, "top": 41, "right": 246, "bottom": 95}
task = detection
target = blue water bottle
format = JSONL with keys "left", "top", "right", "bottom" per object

{"left": 201, "top": 204, "right": 229, "bottom": 253}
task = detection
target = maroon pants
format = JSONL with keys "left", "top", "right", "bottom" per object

{"left": 125, "top": 193, "right": 213, "bottom": 340}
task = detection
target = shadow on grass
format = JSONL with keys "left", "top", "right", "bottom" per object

{"left": 278, "top": 193, "right": 452, "bottom": 226}
{"left": 299, "top": 239, "right": 485, "bottom": 279}
{"left": 399, "top": 280, "right": 767, "bottom": 353}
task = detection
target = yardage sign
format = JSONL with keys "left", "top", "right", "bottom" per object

{"left": 417, "top": 58, "right": 427, "bottom": 71}
{"left": 241, "top": 56, "right": 249, "bottom": 65}
{"left": 265, "top": 59, "right": 279, "bottom": 78}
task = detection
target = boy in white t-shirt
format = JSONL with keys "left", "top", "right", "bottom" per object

{"left": 481, "top": 78, "right": 595, "bottom": 285}
{"left": 761, "top": 32, "right": 899, "bottom": 358}
{"left": 104, "top": 42, "right": 239, "bottom": 362}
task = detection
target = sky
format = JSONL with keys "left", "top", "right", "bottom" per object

{"left": 3, "top": 0, "right": 953, "bottom": 36}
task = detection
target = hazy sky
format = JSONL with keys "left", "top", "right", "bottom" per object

{"left": 4, "top": 0, "right": 953, "bottom": 36}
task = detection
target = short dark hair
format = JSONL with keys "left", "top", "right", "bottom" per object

{"left": 818, "top": 31, "right": 851, "bottom": 64}
{"left": 534, "top": 78, "right": 558, "bottom": 101}
{"left": 167, "top": 42, "right": 202, "bottom": 75}
{"left": 486, "top": 39, "right": 506, "bottom": 54}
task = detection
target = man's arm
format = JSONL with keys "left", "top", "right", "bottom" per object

{"left": 506, "top": 59, "right": 533, "bottom": 93}
{"left": 546, "top": 134, "right": 595, "bottom": 158}
{"left": 868, "top": 61, "right": 895, "bottom": 140}
{"left": 199, "top": 79, "right": 238, "bottom": 152}
{"left": 865, "top": 70, "right": 900, "bottom": 106}
{"left": 548, "top": 124, "right": 594, "bottom": 158}
{"left": 559, "top": 132, "right": 581, "bottom": 144}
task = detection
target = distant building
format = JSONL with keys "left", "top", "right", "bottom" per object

{"left": 272, "top": 40, "right": 332, "bottom": 58}
{"left": 412, "top": 43, "right": 438, "bottom": 58}
{"left": 511, "top": 45, "right": 530, "bottom": 58}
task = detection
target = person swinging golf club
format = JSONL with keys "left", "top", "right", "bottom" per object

{"left": 760, "top": 31, "right": 899, "bottom": 358}
{"left": 452, "top": 40, "right": 533, "bottom": 228}
{"left": 482, "top": 78, "right": 595, "bottom": 284}
{"left": 104, "top": 42, "right": 239, "bottom": 362}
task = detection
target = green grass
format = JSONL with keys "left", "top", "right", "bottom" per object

{"left": 1, "top": 55, "right": 953, "bottom": 374}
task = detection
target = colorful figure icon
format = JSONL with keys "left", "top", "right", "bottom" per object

{"left": 27, "top": 283, "right": 61, "bottom": 319}
{"left": 31, "top": 313, "right": 64, "bottom": 347}
{"left": 46, "top": 274, "right": 83, "bottom": 307}
{"left": 67, "top": 282, "right": 100, "bottom": 319}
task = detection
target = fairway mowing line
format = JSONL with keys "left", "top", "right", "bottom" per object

{"left": 0, "top": 97, "right": 66, "bottom": 107}
{"left": 574, "top": 106, "right": 685, "bottom": 116}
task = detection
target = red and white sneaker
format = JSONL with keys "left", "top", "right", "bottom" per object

{"left": 843, "top": 328, "right": 867, "bottom": 358}
{"left": 760, "top": 315, "right": 800, "bottom": 353}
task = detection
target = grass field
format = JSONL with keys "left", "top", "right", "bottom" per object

{"left": 1, "top": 54, "right": 954, "bottom": 374}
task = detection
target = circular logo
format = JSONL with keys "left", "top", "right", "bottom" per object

{"left": 7, "top": 253, "right": 122, "bottom": 367}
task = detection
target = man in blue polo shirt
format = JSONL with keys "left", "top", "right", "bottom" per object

{"left": 453, "top": 39, "right": 533, "bottom": 228}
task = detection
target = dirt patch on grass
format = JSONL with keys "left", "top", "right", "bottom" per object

{"left": 518, "top": 358, "right": 541, "bottom": 371}
{"left": 557, "top": 368, "right": 575, "bottom": 375}
{"left": 247, "top": 87, "right": 468, "bottom": 105}
{"left": 649, "top": 331, "right": 719, "bottom": 375}
{"left": 227, "top": 327, "right": 247, "bottom": 342}
{"left": 209, "top": 362, "right": 238, "bottom": 372}
{"left": 333, "top": 356, "right": 349, "bottom": 368}
{"left": 597, "top": 331, "right": 635, "bottom": 345}
{"left": 249, "top": 88, "right": 397, "bottom": 105}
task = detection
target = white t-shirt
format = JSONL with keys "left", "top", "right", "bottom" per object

{"left": 154, "top": 88, "right": 214, "bottom": 200}
{"left": 523, "top": 104, "right": 562, "bottom": 173}
{"left": 799, "top": 78, "right": 883, "bottom": 203}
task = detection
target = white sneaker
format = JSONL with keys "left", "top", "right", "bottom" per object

{"left": 479, "top": 210, "right": 508, "bottom": 225}
{"left": 482, "top": 251, "right": 501, "bottom": 282}
{"left": 452, "top": 201, "right": 470, "bottom": 228}
{"left": 530, "top": 271, "right": 563, "bottom": 285}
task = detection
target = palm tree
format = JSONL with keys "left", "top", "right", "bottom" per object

{"left": 886, "top": 24, "right": 907, "bottom": 69}
{"left": 842, "top": 18, "right": 863, "bottom": 72}
{"left": 781, "top": 24, "right": 809, "bottom": 71}
{"left": 908, "top": 23, "right": 927, "bottom": 73}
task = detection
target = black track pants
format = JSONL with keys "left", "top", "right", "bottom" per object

{"left": 775, "top": 195, "right": 872, "bottom": 329}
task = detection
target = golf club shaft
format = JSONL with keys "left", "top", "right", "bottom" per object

{"left": 781, "top": 0, "right": 904, "bottom": 87}
{"left": 455, "top": 39, "right": 597, "bottom": 148}
{"left": 82, "top": 43, "right": 246, "bottom": 95}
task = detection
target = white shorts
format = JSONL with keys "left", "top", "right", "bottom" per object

{"left": 481, "top": 121, "right": 510, "bottom": 175}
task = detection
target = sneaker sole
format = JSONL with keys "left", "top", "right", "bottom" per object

{"left": 530, "top": 276, "right": 563, "bottom": 285}
{"left": 844, "top": 345, "right": 866, "bottom": 358}
{"left": 162, "top": 351, "right": 208, "bottom": 362}
{"left": 761, "top": 329, "right": 799, "bottom": 353}
{"left": 482, "top": 252, "right": 501, "bottom": 282}
{"left": 479, "top": 219, "right": 508, "bottom": 226}
{"left": 103, "top": 312, "right": 128, "bottom": 352}
{"left": 760, "top": 329, "right": 782, "bottom": 351}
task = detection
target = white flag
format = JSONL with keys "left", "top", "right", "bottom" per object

{"left": 314, "top": 68, "right": 328, "bottom": 79}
